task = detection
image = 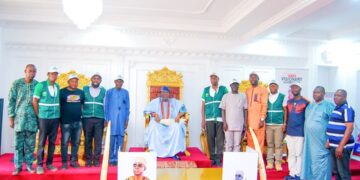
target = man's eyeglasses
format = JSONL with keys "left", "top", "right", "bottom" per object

{"left": 133, "top": 163, "right": 144, "bottom": 168}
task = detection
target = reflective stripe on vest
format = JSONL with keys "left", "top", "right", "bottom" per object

{"left": 39, "top": 103, "right": 59, "bottom": 107}
{"left": 84, "top": 102, "right": 104, "bottom": 106}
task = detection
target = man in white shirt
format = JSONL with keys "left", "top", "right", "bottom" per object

{"left": 219, "top": 79, "right": 247, "bottom": 152}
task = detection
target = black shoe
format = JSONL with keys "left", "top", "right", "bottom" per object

{"left": 12, "top": 168, "right": 21, "bottom": 176}
{"left": 211, "top": 160, "right": 216, "bottom": 166}
{"left": 62, "top": 164, "right": 68, "bottom": 170}
{"left": 70, "top": 162, "right": 80, "bottom": 168}
{"left": 172, "top": 155, "right": 181, "bottom": 161}
{"left": 46, "top": 164, "right": 58, "bottom": 172}
{"left": 93, "top": 161, "right": 100, "bottom": 167}
{"left": 86, "top": 161, "right": 92, "bottom": 167}
{"left": 215, "top": 159, "right": 222, "bottom": 167}
{"left": 26, "top": 165, "right": 35, "bottom": 174}
{"left": 284, "top": 175, "right": 296, "bottom": 180}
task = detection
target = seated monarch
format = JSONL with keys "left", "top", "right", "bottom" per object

{"left": 126, "top": 157, "right": 150, "bottom": 180}
{"left": 144, "top": 86, "right": 187, "bottom": 160}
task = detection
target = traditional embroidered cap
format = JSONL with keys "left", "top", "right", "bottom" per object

{"left": 290, "top": 82, "right": 302, "bottom": 88}
{"left": 68, "top": 74, "right": 79, "bottom": 81}
{"left": 114, "top": 75, "right": 124, "bottom": 81}
{"left": 160, "top": 86, "right": 170, "bottom": 93}
{"left": 48, "top": 66, "right": 59, "bottom": 73}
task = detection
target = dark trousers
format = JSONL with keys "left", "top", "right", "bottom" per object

{"left": 330, "top": 147, "right": 352, "bottom": 180}
{"left": 37, "top": 118, "right": 59, "bottom": 166}
{"left": 82, "top": 118, "right": 104, "bottom": 163}
{"left": 206, "top": 121, "right": 224, "bottom": 160}
{"left": 61, "top": 121, "right": 82, "bottom": 164}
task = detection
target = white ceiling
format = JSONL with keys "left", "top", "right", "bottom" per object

{"left": 0, "top": 0, "right": 359, "bottom": 42}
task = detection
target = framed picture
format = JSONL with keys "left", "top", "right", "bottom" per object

{"left": 222, "top": 151, "right": 258, "bottom": 180}
{"left": 118, "top": 152, "right": 157, "bottom": 180}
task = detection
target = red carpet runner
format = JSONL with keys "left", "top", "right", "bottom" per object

{"left": 1, "top": 147, "right": 360, "bottom": 180}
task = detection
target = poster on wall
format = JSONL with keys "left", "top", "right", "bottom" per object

{"left": 275, "top": 69, "right": 309, "bottom": 99}
{"left": 118, "top": 152, "right": 157, "bottom": 180}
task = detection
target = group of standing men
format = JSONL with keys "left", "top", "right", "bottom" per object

{"left": 8, "top": 64, "right": 130, "bottom": 175}
{"left": 202, "top": 72, "right": 355, "bottom": 180}
{"left": 8, "top": 64, "right": 356, "bottom": 180}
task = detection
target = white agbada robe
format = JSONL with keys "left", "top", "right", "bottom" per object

{"left": 144, "top": 97, "right": 187, "bottom": 158}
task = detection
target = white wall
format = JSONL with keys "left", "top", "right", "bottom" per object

{"left": 311, "top": 42, "right": 360, "bottom": 140}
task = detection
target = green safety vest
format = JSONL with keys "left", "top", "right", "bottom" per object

{"left": 37, "top": 81, "right": 60, "bottom": 119}
{"left": 266, "top": 93, "right": 285, "bottom": 125}
{"left": 202, "top": 86, "right": 228, "bottom": 121}
{"left": 82, "top": 86, "right": 106, "bottom": 119}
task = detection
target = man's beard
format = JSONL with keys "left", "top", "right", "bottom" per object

{"left": 92, "top": 83, "right": 100, "bottom": 88}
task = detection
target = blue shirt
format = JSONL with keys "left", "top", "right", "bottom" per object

{"left": 326, "top": 103, "right": 355, "bottom": 149}
{"left": 286, "top": 97, "right": 309, "bottom": 137}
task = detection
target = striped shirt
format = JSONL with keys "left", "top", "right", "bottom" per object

{"left": 326, "top": 103, "right": 355, "bottom": 149}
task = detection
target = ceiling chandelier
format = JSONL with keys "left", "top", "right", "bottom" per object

{"left": 62, "top": 0, "right": 103, "bottom": 30}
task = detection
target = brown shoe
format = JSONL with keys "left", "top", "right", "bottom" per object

{"left": 275, "top": 163, "right": 283, "bottom": 171}
{"left": 266, "top": 163, "right": 274, "bottom": 169}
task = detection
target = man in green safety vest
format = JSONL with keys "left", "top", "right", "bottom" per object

{"left": 265, "top": 80, "right": 287, "bottom": 171}
{"left": 33, "top": 66, "right": 60, "bottom": 174}
{"left": 201, "top": 72, "right": 228, "bottom": 166}
{"left": 82, "top": 73, "right": 106, "bottom": 167}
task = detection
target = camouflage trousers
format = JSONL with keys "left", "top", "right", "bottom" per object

{"left": 14, "top": 131, "right": 37, "bottom": 169}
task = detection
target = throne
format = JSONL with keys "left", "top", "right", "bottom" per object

{"left": 34, "top": 70, "right": 127, "bottom": 166}
{"left": 145, "top": 67, "right": 190, "bottom": 156}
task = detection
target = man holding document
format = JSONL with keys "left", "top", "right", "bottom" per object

{"left": 144, "top": 86, "right": 187, "bottom": 160}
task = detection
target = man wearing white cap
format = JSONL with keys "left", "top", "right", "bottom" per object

{"left": 284, "top": 82, "right": 310, "bottom": 180}
{"left": 105, "top": 75, "right": 130, "bottom": 166}
{"left": 59, "top": 74, "right": 85, "bottom": 169}
{"left": 82, "top": 73, "right": 106, "bottom": 167}
{"left": 201, "top": 72, "right": 228, "bottom": 166}
{"left": 265, "top": 80, "right": 287, "bottom": 171}
{"left": 219, "top": 79, "right": 247, "bottom": 152}
{"left": 33, "top": 66, "right": 60, "bottom": 174}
